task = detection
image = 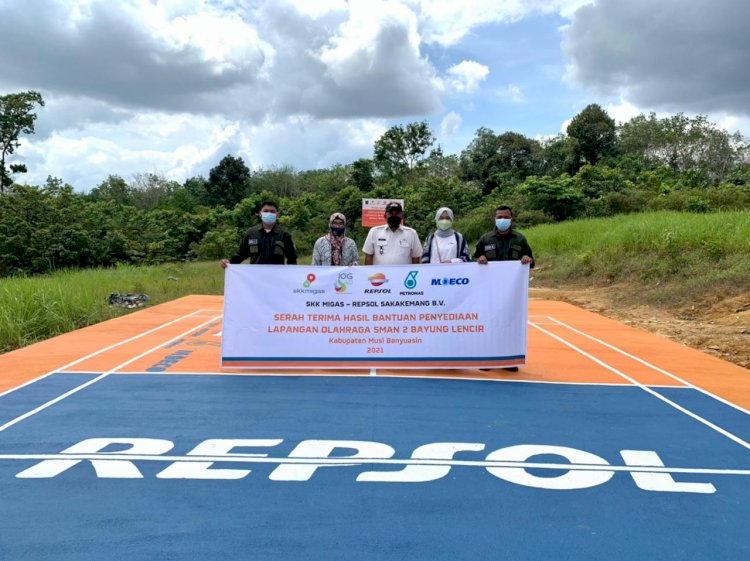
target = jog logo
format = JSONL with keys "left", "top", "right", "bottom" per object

{"left": 10, "top": 437, "right": 717, "bottom": 494}
{"left": 431, "top": 277, "right": 470, "bottom": 286}
{"left": 335, "top": 272, "right": 353, "bottom": 294}
{"left": 368, "top": 273, "right": 388, "bottom": 287}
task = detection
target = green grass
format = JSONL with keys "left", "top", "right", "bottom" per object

{"left": 0, "top": 262, "right": 225, "bottom": 353}
{"left": 2, "top": 210, "right": 748, "bottom": 352}
{"left": 525, "top": 210, "right": 750, "bottom": 305}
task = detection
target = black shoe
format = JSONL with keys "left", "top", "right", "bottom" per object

{"left": 479, "top": 368, "right": 491, "bottom": 371}
{"left": 503, "top": 367, "right": 519, "bottom": 372}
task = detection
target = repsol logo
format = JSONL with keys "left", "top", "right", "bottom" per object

{"left": 9, "top": 437, "right": 716, "bottom": 494}
{"left": 431, "top": 278, "right": 470, "bottom": 286}
{"left": 146, "top": 350, "right": 193, "bottom": 372}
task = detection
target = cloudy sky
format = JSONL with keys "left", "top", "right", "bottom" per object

{"left": 2, "top": 0, "right": 748, "bottom": 191}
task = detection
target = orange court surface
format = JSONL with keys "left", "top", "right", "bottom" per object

{"left": 1, "top": 295, "right": 748, "bottom": 405}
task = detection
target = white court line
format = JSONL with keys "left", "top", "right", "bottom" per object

{"left": 0, "top": 453, "right": 748, "bottom": 476}
{"left": 55, "top": 370, "right": 694, "bottom": 389}
{"left": 0, "top": 314, "right": 223, "bottom": 434}
{"left": 529, "top": 321, "right": 750, "bottom": 452}
{"left": 0, "top": 309, "right": 209, "bottom": 400}
{"left": 546, "top": 316, "right": 750, "bottom": 416}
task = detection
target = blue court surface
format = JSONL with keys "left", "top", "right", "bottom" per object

{"left": 1, "top": 372, "right": 749, "bottom": 560}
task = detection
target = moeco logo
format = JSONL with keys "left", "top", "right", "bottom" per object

{"left": 335, "top": 271, "right": 353, "bottom": 294}
{"left": 431, "top": 277, "right": 470, "bottom": 286}
{"left": 368, "top": 273, "right": 388, "bottom": 287}
{"left": 9, "top": 436, "right": 717, "bottom": 495}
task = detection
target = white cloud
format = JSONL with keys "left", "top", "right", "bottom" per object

{"left": 605, "top": 100, "right": 642, "bottom": 125}
{"left": 310, "top": 0, "right": 441, "bottom": 117}
{"left": 286, "top": 0, "right": 348, "bottom": 19}
{"left": 245, "top": 116, "right": 386, "bottom": 170}
{"left": 16, "top": 109, "right": 387, "bottom": 190}
{"left": 497, "top": 84, "right": 526, "bottom": 103}
{"left": 440, "top": 111, "right": 462, "bottom": 136}
{"left": 16, "top": 111, "right": 241, "bottom": 188}
{"left": 445, "top": 61, "right": 490, "bottom": 93}
{"left": 414, "top": 0, "right": 594, "bottom": 45}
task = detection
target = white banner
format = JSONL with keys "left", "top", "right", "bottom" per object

{"left": 222, "top": 262, "right": 528, "bottom": 369}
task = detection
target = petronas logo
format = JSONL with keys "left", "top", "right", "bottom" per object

{"left": 404, "top": 271, "right": 419, "bottom": 289}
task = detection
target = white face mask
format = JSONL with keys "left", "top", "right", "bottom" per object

{"left": 495, "top": 218, "right": 511, "bottom": 231}
{"left": 436, "top": 219, "right": 452, "bottom": 231}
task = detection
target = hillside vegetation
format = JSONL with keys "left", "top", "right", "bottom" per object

{"left": 1, "top": 211, "right": 748, "bottom": 368}
{"left": 529, "top": 211, "right": 750, "bottom": 305}
{"left": 2, "top": 108, "right": 749, "bottom": 277}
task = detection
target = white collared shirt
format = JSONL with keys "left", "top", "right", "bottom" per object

{"left": 363, "top": 224, "right": 422, "bottom": 265}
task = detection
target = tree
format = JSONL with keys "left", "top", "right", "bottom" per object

{"left": 130, "top": 173, "right": 180, "bottom": 211}
{"left": 207, "top": 155, "right": 251, "bottom": 208}
{"left": 373, "top": 121, "right": 435, "bottom": 182}
{"left": 539, "top": 134, "right": 579, "bottom": 177}
{"left": 459, "top": 128, "right": 541, "bottom": 194}
{"left": 247, "top": 165, "right": 300, "bottom": 198}
{"left": 88, "top": 175, "right": 134, "bottom": 206}
{"left": 349, "top": 158, "right": 374, "bottom": 191}
{"left": 618, "top": 113, "right": 747, "bottom": 183}
{"left": 567, "top": 104, "right": 616, "bottom": 167}
{"left": 0, "top": 91, "right": 45, "bottom": 192}
{"left": 519, "top": 176, "right": 585, "bottom": 221}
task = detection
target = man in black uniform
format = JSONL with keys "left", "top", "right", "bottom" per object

{"left": 220, "top": 200, "right": 297, "bottom": 268}
{"left": 474, "top": 205, "right": 534, "bottom": 372}
{"left": 474, "top": 205, "right": 534, "bottom": 267}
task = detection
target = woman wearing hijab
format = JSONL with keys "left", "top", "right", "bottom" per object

{"left": 312, "top": 212, "right": 360, "bottom": 266}
{"left": 421, "top": 207, "right": 472, "bottom": 264}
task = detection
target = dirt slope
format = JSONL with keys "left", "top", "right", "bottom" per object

{"left": 530, "top": 287, "right": 750, "bottom": 370}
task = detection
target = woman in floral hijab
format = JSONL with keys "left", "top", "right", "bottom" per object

{"left": 312, "top": 213, "right": 360, "bottom": 266}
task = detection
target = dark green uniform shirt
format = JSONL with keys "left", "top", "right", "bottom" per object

{"left": 473, "top": 228, "right": 534, "bottom": 267}
{"left": 230, "top": 224, "right": 297, "bottom": 265}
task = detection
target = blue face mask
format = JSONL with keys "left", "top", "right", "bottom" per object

{"left": 495, "top": 218, "right": 512, "bottom": 231}
{"left": 261, "top": 212, "right": 277, "bottom": 225}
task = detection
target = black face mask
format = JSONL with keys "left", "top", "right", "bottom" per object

{"left": 330, "top": 226, "right": 345, "bottom": 237}
{"left": 387, "top": 215, "right": 402, "bottom": 228}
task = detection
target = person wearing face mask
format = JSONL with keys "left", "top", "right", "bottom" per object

{"left": 474, "top": 205, "right": 534, "bottom": 372}
{"left": 421, "top": 207, "right": 472, "bottom": 264}
{"left": 363, "top": 201, "right": 422, "bottom": 265}
{"left": 474, "top": 205, "right": 534, "bottom": 267}
{"left": 220, "top": 200, "right": 297, "bottom": 268}
{"left": 312, "top": 213, "right": 360, "bottom": 266}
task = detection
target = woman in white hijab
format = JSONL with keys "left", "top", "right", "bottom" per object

{"left": 421, "top": 207, "right": 472, "bottom": 264}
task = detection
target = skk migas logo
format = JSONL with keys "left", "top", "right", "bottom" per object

{"left": 303, "top": 273, "right": 316, "bottom": 288}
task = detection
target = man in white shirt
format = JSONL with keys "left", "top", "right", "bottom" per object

{"left": 363, "top": 202, "right": 422, "bottom": 265}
